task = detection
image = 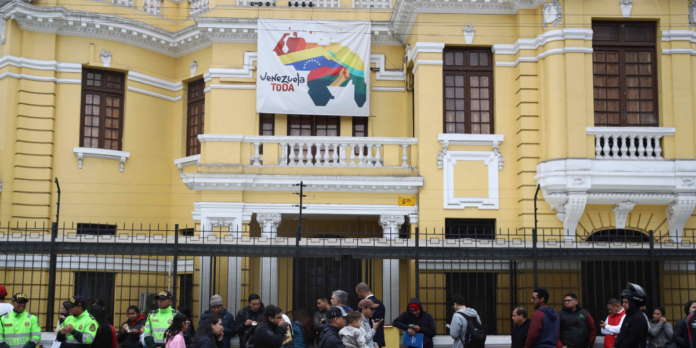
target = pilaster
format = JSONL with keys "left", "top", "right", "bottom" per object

{"left": 379, "top": 214, "right": 405, "bottom": 324}
{"left": 257, "top": 213, "right": 282, "bottom": 306}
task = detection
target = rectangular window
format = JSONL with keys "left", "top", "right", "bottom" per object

{"left": 77, "top": 223, "right": 117, "bottom": 236}
{"left": 592, "top": 22, "right": 657, "bottom": 127}
{"left": 444, "top": 218, "right": 495, "bottom": 240}
{"left": 259, "top": 114, "right": 275, "bottom": 155}
{"left": 287, "top": 115, "right": 340, "bottom": 136}
{"left": 81, "top": 69, "right": 125, "bottom": 150}
{"left": 443, "top": 48, "right": 493, "bottom": 134}
{"left": 186, "top": 79, "right": 205, "bottom": 156}
{"left": 352, "top": 117, "right": 368, "bottom": 155}
{"left": 179, "top": 228, "right": 195, "bottom": 236}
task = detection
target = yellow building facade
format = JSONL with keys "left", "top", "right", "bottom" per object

{"left": 1, "top": 0, "right": 696, "bottom": 340}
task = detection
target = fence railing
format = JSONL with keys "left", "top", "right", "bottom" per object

{"left": 2, "top": 223, "right": 695, "bottom": 340}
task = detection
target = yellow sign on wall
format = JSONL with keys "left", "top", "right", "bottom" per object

{"left": 399, "top": 196, "right": 416, "bottom": 206}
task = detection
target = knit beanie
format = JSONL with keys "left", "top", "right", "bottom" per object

{"left": 211, "top": 294, "right": 224, "bottom": 307}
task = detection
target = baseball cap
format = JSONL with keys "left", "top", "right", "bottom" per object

{"left": 0, "top": 285, "right": 7, "bottom": 297}
{"left": 326, "top": 307, "right": 347, "bottom": 319}
{"left": 155, "top": 290, "right": 173, "bottom": 300}
{"left": 358, "top": 299, "right": 379, "bottom": 309}
{"left": 12, "top": 293, "right": 28, "bottom": 303}
{"left": 63, "top": 295, "right": 87, "bottom": 309}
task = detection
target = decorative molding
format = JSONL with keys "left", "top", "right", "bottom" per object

{"left": 209, "top": 84, "right": 256, "bottom": 90}
{"left": 73, "top": 147, "right": 131, "bottom": 172}
{"left": 181, "top": 173, "right": 423, "bottom": 193}
{"left": 257, "top": 213, "right": 282, "bottom": 234}
{"left": 143, "top": 0, "right": 162, "bottom": 16}
{"left": 612, "top": 201, "right": 637, "bottom": 229}
{"left": 620, "top": 0, "right": 633, "bottom": 18}
{"left": 174, "top": 154, "right": 201, "bottom": 174}
{"left": 0, "top": 17, "right": 6, "bottom": 45}
{"left": 190, "top": 60, "right": 198, "bottom": 78}
{"left": 662, "top": 49, "right": 696, "bottom": 55}
{"left": 437, "top": 134, "right": 505, "bottom": 170}
{"left": 667, "top": 195, "right": 696, "bottom": 242}
{"left": 412, "top": 60, "right": 442, "bottom": 73}
{"left": 100, "top": 49, "right": 112, "bottom": 67}
{"left": 463, "top": 25, "right": 475, "bottom": 45}
{"left": 690, "top": 0, "right": 696, "bottom": 27}
{"left": 586, "top": 127, "right": 675, "bottom": 137}
{"left": 496, "top": 47, "right": 593, "bottom": 67}
{"left": 492, "top": 29, "right": 593, "bottom": 55}
{"left": 205, "top": 51, "right": 257, "bottom": 80}
{"left": 0, "top": 71, "right": 81, "bottom": 84}
{"left": 379, "top": 214, "right": 405, "bottom": 239}
{"left": 127, "top": 86, "right": 182, "bottom": 101}
{"left": 0, "top": 55, "right": 82, "bottom": 73}
{"left": 442, "top": 151, "right": 500, "bottom": 210}
{"left": 542, "top": 0, "right": 562, "bottom": 29}
{"left": 197, "top": 134, "right": 245, "bottom": 142}
{"left": 370, "top": 54, "right": 406, "bottom": 81}
{"left": 128, "top": 71, "right": 183, "bottom": 91}
{"left": 407, "top": 42, "right": 445, "bottom": 63}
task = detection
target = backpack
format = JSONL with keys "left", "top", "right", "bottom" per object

{"left": 244, "top": 325, "right": 259, "bottom": 348}
{"left": 455, "top": 312, "right": 486, "bottom": 348}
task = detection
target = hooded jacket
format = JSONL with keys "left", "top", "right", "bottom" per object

{"left": 318, "top": 325, "right": 345, "bottom": 348}
{"left": 449, "top": 307, "right": 482, "bottom": 348}
{"left": 235, "top": 303, "right": 267, "bottom": 348}
{"left": 614, "top": 300, "right": 649, "bottom": 348}
{"left": 392, "top": 298, "right": 437, "bottom": 348}
{"left": 117, "top": 315, "right": 146, "bottom": 348}
{"left": 339, "top": 326, "right": 368, "bottom": 348}
{"left": 200, "top": 308, "right": 236, "bottom": 348}
{"left": 525, "top": 306, "right": 560, "bottom": 348}
{"left": 557, "top": 305, "right": 596, "bottom": 348}
{"left": 252, "top": 319, "right": 287, "bottom": 348}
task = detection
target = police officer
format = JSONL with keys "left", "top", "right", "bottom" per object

{"left": 0, "top": 293, "right": 41, "bottom": 348}
{"left": 144, "top": 290, "right": 179, "bottom": 348}
{"left": 57, "top": 295, "right": 99, "bottom": 348}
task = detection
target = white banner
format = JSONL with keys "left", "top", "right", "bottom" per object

{"left": 256, "top": 19, "right": 371, "bottom": 117}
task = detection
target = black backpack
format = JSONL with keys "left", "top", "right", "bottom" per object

{"left": 244, "top": 325, "right": 258, "bottom": 348}
{"left": 455, "top": 312, "right": 486, "bottom": 348}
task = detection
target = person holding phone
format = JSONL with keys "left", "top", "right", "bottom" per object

{"left": 357, "top": 300, "right": 381, "bottom": 348}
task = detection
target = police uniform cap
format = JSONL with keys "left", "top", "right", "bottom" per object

{"left": 11, "top": 293, "right": 28, "bottom": 303}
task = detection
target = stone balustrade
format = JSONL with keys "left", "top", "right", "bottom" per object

{"left": 288, "top": 0, "right": 339, "bottom": 7}
{"left": 242, "top": 135, "right": 417, "bottom": 168}
{"left": 236, "top": 0, "right": 275, "bottom": 6}
{"left": 586, "top": 127, "right": 675, "bottom": 160}
{"left": 352, "top": 0, "right": 390, "bottom": 8}
{"left": 191, "top": 0, "right": 210, "bottom": 16}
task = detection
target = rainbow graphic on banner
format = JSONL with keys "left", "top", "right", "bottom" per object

{"left": 273, "top": 32, "right": 367, "bottom": 108}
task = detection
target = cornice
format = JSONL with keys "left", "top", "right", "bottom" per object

{"left": 491, "top": 28, "right": 593, "bottom": 55}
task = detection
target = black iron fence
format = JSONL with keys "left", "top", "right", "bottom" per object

{"left": 1, "top": 223, "right": 695, "bottom": 338}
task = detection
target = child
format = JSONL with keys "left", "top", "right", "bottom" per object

{"left": 340, "top": 312, "right": 369, "bottom": 348}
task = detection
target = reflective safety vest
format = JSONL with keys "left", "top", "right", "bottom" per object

{"left": 144, "top": 307, "right": 178, "bottom": 347}
{"left": 0, "top": 311, "right": 41, "bottom": 348}
{"left": 59, "top": 310, "right": 99, "bottom": 347}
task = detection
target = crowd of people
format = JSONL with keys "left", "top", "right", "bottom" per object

{"left": 0, "top": 282, "right": 695, "bottom": 348}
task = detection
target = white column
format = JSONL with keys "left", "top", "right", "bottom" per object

{"left": 199, "top": 218, "right": 235, "bottom": 314}
{"left": 379, "top": 214, "right": 405, "bottom": 325}
{"left": 257, "top": 213, "right": 282, "bottom": 306}
{"left": 227, "top": 213, "right": 250, "bottom": 317}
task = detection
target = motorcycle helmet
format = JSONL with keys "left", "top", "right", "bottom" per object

{"left": 620, "top": 283, "right": 647, "bottom": 306}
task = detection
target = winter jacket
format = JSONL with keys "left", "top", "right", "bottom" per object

{"left": 450, "top": 308, "right": 482, "bottom": 348}
{"left": 293, "top": 321, "right": 309, "bottom": 348}
{"left": 365, "top": 295, "right": 386, "bottom": 348}
{"left": 235, "top": 304, "right": 267, "bottom": 348}
{"left": 318, "top": 325, "right": 345, "bottom": 348}
{"left": 314, "top": 311, "right": 328, "bottom": 333}
{"left": 200, "top": 309, "right": 236, "bottom": 348}
{"left": 686, "top": 312, "right": 696, "bottom": 348}
{"left": 117, "top": 316, "right": 147, "bottom": 348}
{"left": 360, "top": 315, "right": 376, "bottom": 345}
{"left": 195, "top": 336, "right": 217, "bottom": 348}
{"left": 339, "top": 326, "right": 368, "bottom": 348}
{"left": 184, "top": 323, "right": 196, "bottom": 348}
{"left": 673, "top": 319, "right": 690, "bottom": 348}
{"left": 392, "top": 298, "right": 437, "bottom": 348}
{"left": 512, "top": 320, "right": 531, "bottom": 348}
{"left": 648, "top": 320, "right": 674, "bottom": 348}
{"left": 166, "top": 332, "right": 188, "bottom": 348}
{"left": 525, "top": 306, "right": 560, "bottom": 348}
{"left": 602, "top": 310, "right": 627, "bottom": 348}
{"left": 615, "top": 300, "right": 650, "bottom": 348}
{"left": 253, "top": 320, "right": 287, "bottom": 348}
{"left": 557, "top": 306, "right": 596, "bottom": 348}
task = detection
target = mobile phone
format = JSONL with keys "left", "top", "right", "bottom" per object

{"left": 409, "top": 324, "right": 415, "bottom": 328}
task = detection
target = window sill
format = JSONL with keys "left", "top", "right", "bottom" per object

{"left": 73, "top": 147, "right": 131, "bottom": 172}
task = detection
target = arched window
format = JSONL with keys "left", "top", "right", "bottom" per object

{"left": 585, "top": 228, "right": 650, "bottom": 242}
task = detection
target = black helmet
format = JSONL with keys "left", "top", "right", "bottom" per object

{"left": 620, "top": 283, "right": 647, "bottom": 306}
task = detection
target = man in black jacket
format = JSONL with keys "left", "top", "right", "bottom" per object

{"left": 236, "top": 294, "right": 266, "bottom": 348}
{"left": 356, "top": 283, "right": 385, "bottom": 348}
{"left": 512, "top": 307, "right": 531, "bottom": 348}
{"left": 558, "top": 293, "right": 596, "bottom": 348}
{"left": 392, "top": 298, "right": 437, "bottom": 348}
{"left": 252, "top": 305, "right": 287, "bottom": 348}
{"left": 318, "top": 307, "right": 346, "bottom": 348}
{"left": 614, "top": 283, "right": 650, "bottom": 348}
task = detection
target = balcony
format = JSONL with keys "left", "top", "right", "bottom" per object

{"left": 536, "top": 127, "right": 696, "bottom": 242}
{"left": 175, "top": 135, "right": 422, "bottom": 194}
